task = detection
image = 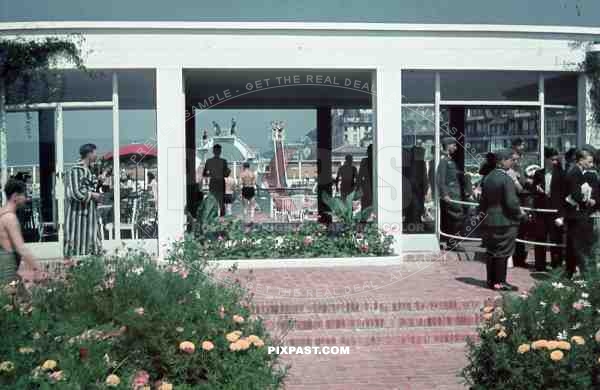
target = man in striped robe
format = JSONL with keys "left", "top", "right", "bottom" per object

{"left": 64, "top": 144, "right": 103, "bottom": 257}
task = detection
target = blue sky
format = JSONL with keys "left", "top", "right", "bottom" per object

{"left": 1, "top": 0, "right": 598, "bottom": 26}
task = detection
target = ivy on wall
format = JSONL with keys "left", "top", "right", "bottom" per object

{"left": 0, "top": 36, "right": 86, "bottom": 137}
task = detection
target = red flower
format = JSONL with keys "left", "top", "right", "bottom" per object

{"left": 303, "top": 236, "right": 313, "bottom": 246}
{"left": 79, "top": 347, "right": 89, "bottom": 360}
{"left": 359, "top": 243, "right": 369, "bottom": 253}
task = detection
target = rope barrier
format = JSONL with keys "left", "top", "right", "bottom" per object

{"left": 444, "top": 198, "right": 559, "bottom": 214}
{"left": 439, "top": 232, "right": 566, "bottom": 248}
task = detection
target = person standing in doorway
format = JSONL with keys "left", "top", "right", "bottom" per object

{"left": 480, "top": 149, "right": 528, "bottom": 291}
{"left": 358, "top": 144, "right": 373, "bottom": 215}
{"left": 0, "top": 179, "right": 45, "bottom": 284}
{"left": 437, "top": 136, "right": 464, "bottom": 251}
{"left": 563, "top": 148, "right": 596, "bottom": 279}
{"left": 202, "top": 144, "right": 228, "bottom": 217}
{"left": 240, "top": 162, "right": 257, "bottom": 221}
{"left": 336, "top": 154, "right": 357, "bottom": 201}
{"left": 510, "top": 139, "right": 534, "bottom": 268}
{"left": 532, "top": 147, "right": 565, "bottom": 271}
{"left": 64, "top": 143, "right": 103, "bottom": 257}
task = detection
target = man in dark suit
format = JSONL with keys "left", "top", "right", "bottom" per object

{"left": 510, "top": 138, "right": 534, "bottom": 268}
{"left": 437, "top": 136, "right": 464, "bottom": 251}
{"left": 563, "top": 148, "right": 596, "bottom": 278}
{"left": 532, "top": 147, "right": 564, "bottom": 271}
{"left": 358, "top": 144, "right": 373, "bottom": 214}
{"left": 336, "top": 154, "right": 357, "bottom": 201}
{"left": 202, "top": 144, "right": 228, "bottom": 217}
{"left": 480, "top": 149, "right": 528, "bottom": 290}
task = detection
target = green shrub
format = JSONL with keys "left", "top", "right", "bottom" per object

{"left": 462, "top": 271, "right": 600, "bottom": 390}
{"left": 0, "top": 246, "right": 286, "bottom": 389}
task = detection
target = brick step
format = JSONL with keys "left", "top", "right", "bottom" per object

{"left": 281, "top": 344, "right": 467, "bottom": 390}
{"left": 251, "top": 298, "right": 487, "bottom": 315}
{"left": 262, "top": 311, "right": 482, "bottom": 331}
{"left": 279, "top": 326, "right": 478, "bottom": 347}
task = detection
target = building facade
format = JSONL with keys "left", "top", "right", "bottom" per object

{"left": 1, "top": 21, "right": 600, "bottom": 257}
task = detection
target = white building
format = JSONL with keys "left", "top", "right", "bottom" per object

{"left": 1, "top": 11, "right": 600, "bottom": 257}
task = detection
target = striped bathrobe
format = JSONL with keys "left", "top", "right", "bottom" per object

{"left": 64, "top": 162, "right": 102, "bottom": 256}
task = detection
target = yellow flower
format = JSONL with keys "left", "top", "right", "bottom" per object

{"left": 226, "top": 331, "right": 242, "bottom": 342}
{"left": 571, "top": 336, "right": 586, "bottom": 345}
{"left": 0, "top": 361, "right": 15, "bottom": 373}
{"left": 517, "top": 344, "right": 530, "bottom": 354}
{"left": 550, "top": 350, "right": 564, "bottom": 361}
{"left": 105, "top": 374, "right": 120, "bottom": 386}
{"left": 202, "top": 341, "right": 214, "bottom": 351}
{"left": 497, "top": 330, "right": 508, "bottom": 339}
{"left": 233, "top": 315, "right": 245, "bottom": 324}
{"left": 546, "top": 341, "right": 559, "bottom": 350}
{"left": 557, "top": 341, "right": 571, "bottom": 351}
{"left": 229, "top": 342, "right": 240, "bottom": 351}
{"left": 179, "top": 341, "right": 195, "bottom": 354}
{"left": 41, "top": 360, "right": 57, "bottom": 371}
{"left": 532, "top": 340, "right": 548, "bottom": 350}
{"left": 483, "top": 306, "right": 494, "bottom": 313}
{"left": 157, "top": 382, "right": 173, "bottom": 390}
{"left": 483, "top": 313, "right": 493, "bottom": 321}
{"left": 19, "top": 347, "right": 35, "bottom": 354}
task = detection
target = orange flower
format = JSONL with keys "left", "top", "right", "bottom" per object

{"left": 497, "top": 330, "right": 508, "bottom": 339}
{"left": 233, "top": 315, "right": 245, "bottom": 324}
{"left": 253, "top": 339, "right": 265, "bottom": 348}
{"left": 202, "top": 341, "right": 214, "bottom": 351}
{"left": 41, "top": 360, "right": 57, "bottom": 371}
{"left": 247, "top": 335, "right": 262, "bottom": 345}
{"left": 157, "top": 382, "right": 173, "bottom": 390}
{"left": 550, "top": 350, "right": 564, "bottom": 361}
{"left": 517, "top": 344, "right": 530, "bottom": 354}
{"left": 179, "top": 341, "right": 195, "bottom": 354}
{"left": 557, "top": 341, "right": 571, "bottom": 351}
{"left": 546, "top": 341, "right": 559, "bottom": 350}
{"left": 571, "top": 336, "right": 586, "bottom": 345}
{"left": 229, "top": 342, "right": 240, "bottom": 352}
{"left": 235, "top": 338, "right": 251, "bottom": 351}
{"left": 595, "top": 329, "right": 600, "bottom": 343}
{"left": 532, "top": 340, "right": 548, "bottom": 350}
{"left": 483, "top": 313, "right": 493, "bottom": 321}
{"left": 483, "top": 306, "right": 494, "bottom": 314}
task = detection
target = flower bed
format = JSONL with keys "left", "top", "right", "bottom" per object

{"left": 462, "top": 272, "right": 600, "bottom": 389}
{"left": 0, "top": 247, "right": 285, "bottom": 389}
{"left": 191, "top": 193, "right": 394, "bottom": 260}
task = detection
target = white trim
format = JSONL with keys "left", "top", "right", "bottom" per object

{"left": 6, "top": 101, "right": 113, "bottom": 111}
{"left": 1, "top": 21, "right": 600, "bottom": 36}
{"left": 545, "top": 104, "right": 578, "bottom": 109}
{"left": 402, "top": 103, "right": 435, "bottom": 107}
{"left": 440, "top": 100, "right": 541, "bottom": 107}
{"left": 434, "top": 72, "right": 441, "bottom": 241}
{"left": 539, "top": 74, "right": 545, "bottom": 167}
{"left": 112, "top": 73, "right": 121, "bottom": 240}
{"left": 55, "top": 104, "right": 64, "bottom": 258}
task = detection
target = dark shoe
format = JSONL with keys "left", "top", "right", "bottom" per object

{"left": 498, "top": 283, "right": 518, "bottom": 291}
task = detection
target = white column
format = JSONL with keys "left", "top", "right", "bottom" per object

{"left": 579, "top": 73, "right": 600, "bottom": 147}
{"left": 373, "top": 67, "right": 403, "bottom": 255}
{"left": 112, "top": 73, "right": 121, "bottom": 240}
{"left": 156, "top": 67, "right": 186, "bottom": 258}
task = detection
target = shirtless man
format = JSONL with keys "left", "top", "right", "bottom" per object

{"left": 0, "top": 179, "right": 45, "bottom": 284}
{"left": 239, "top": 162, "right": 257, "bottom": 221}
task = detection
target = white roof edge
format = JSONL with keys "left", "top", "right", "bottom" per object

{"left": 0, "top": 21, "right": 599, "bottom": 35}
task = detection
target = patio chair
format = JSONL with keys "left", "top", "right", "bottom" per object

{"left": 120, "top": 198, "right": 138, "bottom": 239}
{"left": 289, "top": 194, "right": 305, "bottom": 222}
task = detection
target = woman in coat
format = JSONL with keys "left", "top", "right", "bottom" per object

{"left": 479, "top": 149, "right": 528, "bottom": 290}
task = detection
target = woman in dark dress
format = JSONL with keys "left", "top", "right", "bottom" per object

{"left": 479, "top": 149, "right": 528, "bottom": 291}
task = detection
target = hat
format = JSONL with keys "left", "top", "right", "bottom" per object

{"left": 441, "top": 136, "right": 456, "bottom": 146}
{"left": 494, "top": 149, "right": 513, "bottom": 162}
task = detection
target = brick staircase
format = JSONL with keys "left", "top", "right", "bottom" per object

{"left": 240, "top": 254, "right": 537, "bottom": 390}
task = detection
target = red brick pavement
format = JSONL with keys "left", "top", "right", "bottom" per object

{"left": 230, "top": 252, "right": 538, "bottom": 390}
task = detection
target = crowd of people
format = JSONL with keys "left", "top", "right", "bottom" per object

{"left": 439, "top": 136, "right": 600, "bottom": 290}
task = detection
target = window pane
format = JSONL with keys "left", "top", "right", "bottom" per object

{"left": 545, "top": 107, "right": 577, "bottom": 154}
{"left": 402, "top": 70, "right": 435, "bottom": 104}
{"left": 401, "top": 105, "right": 435, "bottom": 234}
{"left": 544, "top": 73, "right": 578, "bottom": 106}
{"left": 440, "top": 71, "right": 539, "bottom": 101}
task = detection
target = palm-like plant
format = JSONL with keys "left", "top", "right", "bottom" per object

{"left": 321, "top": 191, "right": 372, "bottom": 225}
